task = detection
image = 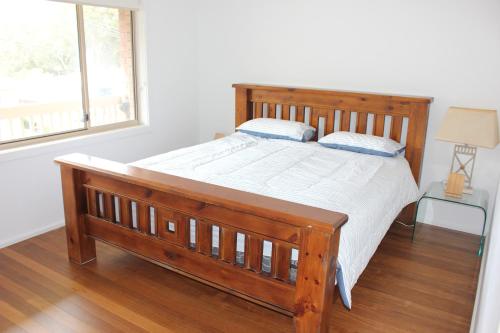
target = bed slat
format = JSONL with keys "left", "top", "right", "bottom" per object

{"left": 274, "top": 243, "right": 291, "bottom": 281}
{"left": 390, "top": 115, "right": 403, "bottom": 142}
{"left": 104, "top": 193, "right": 115, "bottom": 222}
{"left": 86, "top": 188, "right": 97, "bottom": 217}
{"left": 310, "top": 112, "right": 319, "bottom": 140}
{"left": 270, "top": 242, "right": 278, "bottom": 278}
{"left": 268, "top": 103, "right": 276, "bottom": 119}
{"left": 356, "top": 112, "right": 368, "bottom": 134}
{"left": 374, "top": 114, "right": 385, "bottom": 136}
{"left": 296, "top": 106, "right": 305, "bottom": 123}
{"left": 255, "top": 102, "right": 263, "bottom": 118}
{"left": 198, "top": 220, "right": 212, "bottom": 255}
{"left": 138, "top": 202, "right": 149, "bottom": 234}
{"left": 341, "top": 110, "right": 351, "bottom": 131}
{"left": 103, "top": 193, "right": 114, "bottom": 221}
{"left": 248, "top": 235, "right": 263, "bottom": 273}
{"left": 120, "top": 197, "right": 132, "bottom": 228}
{"left": 282, "top": 104, "right": 290, "bottom": 120}
{"left": 325, "top": 110, "right": 335, "bottom": 135}
{"left": 221, "top": 228, "right": 236, "bottom": 264}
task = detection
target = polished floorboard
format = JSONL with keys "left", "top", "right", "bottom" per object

{"left": 0, "top": 223, "right": 481, "bottom": 333}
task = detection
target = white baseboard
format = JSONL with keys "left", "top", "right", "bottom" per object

{"left": 0, "top": 220, "right": 65, "bottom": 249}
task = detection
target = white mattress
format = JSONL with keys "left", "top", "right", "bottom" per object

{"left": 131, "top": 132, "right": 419, "bottom": 308}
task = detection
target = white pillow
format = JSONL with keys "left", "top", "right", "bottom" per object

{"left": 318, "top": 131, "right": 405, "bottom": 157}
{"left": 236, "top": 118, "right": 316, "bottom": 142}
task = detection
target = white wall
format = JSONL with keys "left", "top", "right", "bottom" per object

{"left": 195, "top": 0, "right": 500, "bottom": 234}
{"left": 0, "top": 0, "right": 199, "bottom": 247}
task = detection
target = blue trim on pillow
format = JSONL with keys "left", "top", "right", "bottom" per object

{"left": 396, "top": 146, "right": 406, "bottom": 154}
{"left": 237, "top": 129, "right": 305, "bottom": 142}
{"left": 319, "top": 142, "right": 406, "bottom": 157}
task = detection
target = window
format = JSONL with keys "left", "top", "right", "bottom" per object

{"left": 0, "top": 0, "right": 137, "bottom": 147}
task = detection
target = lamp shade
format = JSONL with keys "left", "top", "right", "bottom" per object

{"left": 436, "top": 107, "right": 500, "bottom": 148}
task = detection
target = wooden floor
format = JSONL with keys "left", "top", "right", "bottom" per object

{"left": 0, "top": 223, "right": 481, "bottom": 333}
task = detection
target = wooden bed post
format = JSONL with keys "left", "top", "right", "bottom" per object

{"left": 294, "top": 227, "right": 340, "bottom": 333}
{"left": 399, "top": 102, "right": 430, "bottom": 224}
{"left": 60, "top": 165, "right": 96, "bottom": 264}
{"left": 234, "top": 86, "right": 253, "bottom": 127}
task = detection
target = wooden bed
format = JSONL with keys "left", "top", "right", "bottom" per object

{"left": 55, "top": 84, "right": 432, "bottom": 332}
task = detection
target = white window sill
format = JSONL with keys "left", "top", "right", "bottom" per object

{"left": 0, "top": 124, "right": 152, "bottom": 163}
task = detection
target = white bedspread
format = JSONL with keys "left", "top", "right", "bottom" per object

{"left": 131, "top": 132, "right": 419, "bottom": 308}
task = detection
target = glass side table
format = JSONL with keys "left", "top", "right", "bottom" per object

{"left": 412, "top": 181, "right": 488, "bottom": 256}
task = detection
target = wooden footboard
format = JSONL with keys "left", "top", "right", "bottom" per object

{"left": 56, "top": 153, "right": 347, "bottom": 332}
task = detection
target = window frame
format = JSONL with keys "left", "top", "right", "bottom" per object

{"left": 0, "top": 3, "right": 140, "bottom": 150}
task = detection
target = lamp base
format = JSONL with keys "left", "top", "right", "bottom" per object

{"left": 442, "top": 180, "right": 474, "bottom": 195}
{"left": 448, "top": 144, "right": 477, "bottom": 190}
{"left": 445, "top": 173, "right": 465, "bottom": 198}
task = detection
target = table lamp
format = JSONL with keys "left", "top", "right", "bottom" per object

{"left": 436, "top": 107, "right": 499, "bottom": 196}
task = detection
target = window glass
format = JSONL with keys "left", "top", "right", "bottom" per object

{"left": 83, "top": 6, "right": 135, "bottom": 127}
{"left": 0, "top": 2, "right": 137, "bottom": 147}
{"left": 0, "top": 1, "right": 84, "bottom": 143}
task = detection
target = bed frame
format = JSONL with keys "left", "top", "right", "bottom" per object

{"left": 55, "top": 84, "right": 432, "bottom": 332}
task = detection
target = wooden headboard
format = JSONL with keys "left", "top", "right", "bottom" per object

{"left": 233, "top": 84, "right": 432, "bottom": 186}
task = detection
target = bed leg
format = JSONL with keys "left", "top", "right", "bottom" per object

{"left": 293, "top": 228, "right": 340, "bottom": 333}
{"left": 398, "top": 203, "right": 416, "bottom": 226}
{"left": 60, "top": 165, "right": 96, "bottom": 264}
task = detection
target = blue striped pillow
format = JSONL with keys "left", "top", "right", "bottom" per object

{"left": 318, "top": 132, "right": 405, "bottom": 157}
{"left": 236, "top": 118, "right": 316, "bottom": 142}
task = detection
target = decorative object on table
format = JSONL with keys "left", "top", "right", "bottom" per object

{"left": 413, "top": 181, "right": 489, "bottom": 256}
{"left": 436, "top": 107, "right": 499, "bottom": 194}
{"left": 445, "top": 172, "right": 465, "bottom": 198}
